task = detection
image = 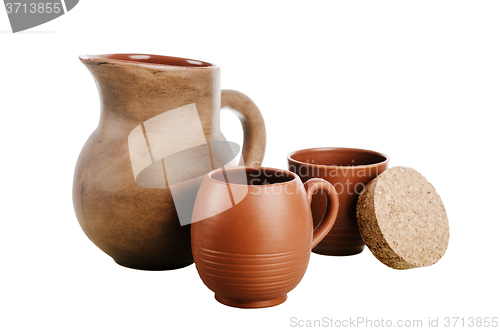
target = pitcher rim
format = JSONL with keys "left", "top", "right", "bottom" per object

{"left": 79, "top": 53, "right": 216, "bottom": 69}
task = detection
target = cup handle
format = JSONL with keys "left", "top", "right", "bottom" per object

{"left": 304, "top": 178, "right": 340, "bottom": 248}
{"left": 221, "top": 89, "right": 266, "bottom": 166}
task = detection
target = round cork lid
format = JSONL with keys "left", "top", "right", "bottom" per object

{"left": 356, "top": 166, "right": 449, "bottom": 269}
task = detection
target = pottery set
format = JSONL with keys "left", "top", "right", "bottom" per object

{"left": 73, "top": 54, "right": 449, "bottom": 308}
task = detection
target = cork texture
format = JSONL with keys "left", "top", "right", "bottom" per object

{"left": 356, "top": 167, "right": 449, "bottom": 269}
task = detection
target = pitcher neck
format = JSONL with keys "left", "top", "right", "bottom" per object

{"left": 80, "top": 54, "right": 221, "bottom": 124}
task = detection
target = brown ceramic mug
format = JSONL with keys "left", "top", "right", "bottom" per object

{"left": 288, "top": 148, "right": 389, "bottom": 256}
{"left": 191, "top": 166, "right": 340, "bottom": 308}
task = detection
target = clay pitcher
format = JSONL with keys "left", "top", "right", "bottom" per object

{"left": 191, "top": 166, "right": 339, "bottom": 308}
{"left": 73, "top": 54, "right": 266, "bottom": 270}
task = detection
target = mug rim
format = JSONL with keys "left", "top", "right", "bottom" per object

{"left": 207, "top": 166, "right": 300, "bottom": 187}
{"left": 287, "top": 147, "right": 389, "bottom": 169}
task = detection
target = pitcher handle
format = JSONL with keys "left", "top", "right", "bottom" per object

{"left": 304, "top": 178, "right": 340, "bottom": 248}
{"left": 221, "top": 89, "right": 266, "bottom": 166}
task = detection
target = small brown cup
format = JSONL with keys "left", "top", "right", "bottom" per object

{"left": 288, "top": 147, "right": 389, "bottom": 256}
{"left": 191, "top": 166, "right": 339, "bottom": 308}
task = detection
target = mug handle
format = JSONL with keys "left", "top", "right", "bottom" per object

{"left": 304, "top": 178, "right": 340, "bottom": 248}
{"left": 221, "top": 89, "right": 266, "bottom": 166}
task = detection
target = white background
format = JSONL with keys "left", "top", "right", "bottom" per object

{"left": 1, "top": 1, "right": 499, "bottom": 330}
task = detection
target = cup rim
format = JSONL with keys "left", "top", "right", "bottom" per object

{"left": 287, "top": 147, "right": 389, "bottom": 169}
{"left": 207, "top": 166, "right": 300, "bottom": 187}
